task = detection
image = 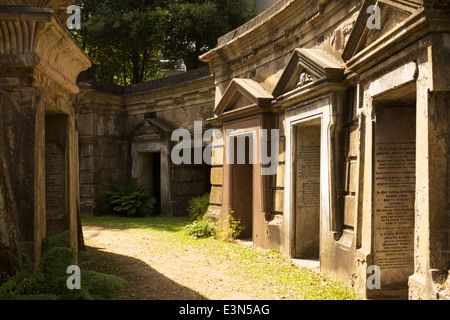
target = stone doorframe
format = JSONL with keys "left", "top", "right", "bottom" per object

{"left": 272, "top": 48, "right": 346, "bottom": 260}
{"left": 281, "top": 96, "right": 338, "bottom": 260}
{"left": 221, "top": 116, "right": 270, "bottom": 246}
{"left": 208, "top": 78, "right": 276, "bottom": 248}
{"left": 131, "top": 119, "right": 173, "bottom": 216}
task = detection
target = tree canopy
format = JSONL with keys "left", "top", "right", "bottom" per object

{"left": 74, "top": 0, "right": 256, "bottom": 85}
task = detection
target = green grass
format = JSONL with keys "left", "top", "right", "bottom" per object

{"left": 81, "top": 215, "right": 359, "bottom": 300}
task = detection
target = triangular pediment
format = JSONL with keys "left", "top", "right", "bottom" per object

{"left": 342, "top": 0, "right": 422, "bottom": 62}
{"left": 214, "top": 78, "right": 273, "bottom": 116}
{"left": 132, "top": 118, "right": 172, "bottom": 140}
{"left": 272, "top": 48, "right": 345, "bottom": 98}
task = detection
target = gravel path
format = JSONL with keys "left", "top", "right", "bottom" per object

{"left": 83, "top": 225, "right": 276, "bottom": 300}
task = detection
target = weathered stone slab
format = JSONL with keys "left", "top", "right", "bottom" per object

{"left": 209, "top": 186, "right": 223, "bottom": 205}
{"left": 368, "top": 62, "right": 417, "bottom": 98}
{"left": 211, "top": 146, "right": 224, "bottom": 166}
{"left": 275, "top": 164, "right": 285, "bottom": 188}
{"left": 295, "top": 124, "right": 321, "bottom": 258}
{"left": 45, "top": 142, "right": 67, "bottom": 221}
{"left": 210, "top": 167, "right": 223, "bottom": 185}
{"left": 373, "top": 106, "right": 416, "bottom": 288}
{"left": 273, "top": 190, "right": 284, "bottom": 213}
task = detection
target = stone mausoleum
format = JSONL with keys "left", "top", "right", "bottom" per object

{"left": 200, "top": 0, "right": 450, "bottom": 300}
{"left": 0, "top": 2, "right": 91, "bottom": 270}
{"left": 77, "top": 67, "right": 215, "bottom": 217}
{"left": 0, "top": 0, "right": 449, "bottom": 300}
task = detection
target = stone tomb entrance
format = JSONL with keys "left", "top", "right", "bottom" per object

{"left": 45, "top": 113, "right": 70, "bottom": 237}
{"left": 131, "top": 118, "right": 172, "bottom": 215}
{"left": 293, "top": 119, "right": 321, "bottom": 259}
{"left": 211, "top": 78, "right": 275, "bottom": 248}
{"left": 230, "top": 132, "right": 255, "bottom": 239}
{"left": 372, "top": 104, "right": 416, "bottom": 295}
{"left": 138, "top": 152, "right": 162, "bottom": 215}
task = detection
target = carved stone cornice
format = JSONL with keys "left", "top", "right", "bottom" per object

{"left": 0, "top": 6, "right": 91, "bottom": 94}
{"left": 0, "top": 0, "right": 74, "bottom": 22}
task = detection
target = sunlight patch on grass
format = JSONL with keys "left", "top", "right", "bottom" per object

{"left": 81, "top": 215, "right": 358, "bottom": 300}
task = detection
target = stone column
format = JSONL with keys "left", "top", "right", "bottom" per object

{"left": 409, "top": 33, "right": 450, "bottom": 299}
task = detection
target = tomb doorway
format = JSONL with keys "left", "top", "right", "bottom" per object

{"left": 293, "top": 119, "right": 321, "bottom": 259}
{"left": 45, "top": 113, "right": 70, "bottom": 237}
{"left": 230, "top": 134, "right": 254, "bottom": 240}
{"left": 139, "top": 152, "right": 162, "bottom": 215}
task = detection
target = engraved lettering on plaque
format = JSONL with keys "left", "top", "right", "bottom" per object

{"left": 45, "top": 142, "right": 66, "bottom": 220}
{"left": 373, "top": 107, "right": 415, "bottom": 286}
{"left": 296, "top": 145, "right": 320, "bottom": 208}
{"left": 294, "top": 124, "right": 321, "bottom": 258}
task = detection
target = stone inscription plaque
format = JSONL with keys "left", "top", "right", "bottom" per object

{"left": 45, "top": 142, "right": 66, "bottom": 220}
{"left": 296, "top": 145, "right": 320, "bottom": 208}
{"left": 295, "top": 124, "right": 321, "bottom": 258}
{"left": 374, "top": 107, "right": 415, "bottom": 286}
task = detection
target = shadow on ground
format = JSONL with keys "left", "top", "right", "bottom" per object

{"left": 85, "top": 245, "right": 207, "bottom": 300}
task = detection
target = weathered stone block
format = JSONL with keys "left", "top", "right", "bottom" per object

{"left": 80, "top": 185, "right": 94, "bottom": 198}
{"left": 113, "top": 170, "right": 130, "bottom": 184}
{"left": 203, "top": 205, "right": 222, "bottom": 223}
{"left": 278, "top": 115, "right": 285, "bottom": 138}
{"left": 275, "top": 164, "right": 285, "bottom": 188}
{"left": 348, "top": 126, "right": 359, "bottom": 157}
{"left": 211, "top": 146, "right": 224, "bottom": 166}
{"left": 212, "top": 130, "right": 224, "bottom": 147}
{"left": 80, "top": 171, "right": 94, "bottom": 184}
{"left": 278, "top": 138, "right": 285, "bottom": 163}
{"left": 80, "top": 144, "right": 94, "bottom": 157}
{"left": 267, "top": 214, "right": 283, "bottom": 250}
{"left": 210, "top": 167, "right": 223, "bottom": 185}
{"left": 79, "top": 157, "right": 94, "bottom": 171}
{"left": 348, "top": 160, "right": 358, "bottom": 194}
{"left": 115, "top": 157, "right": 129, "bottom": 170}
{"left": 210, "top": 187, "right": 223, "bottom": 205}
{"left": 343, "top": 195, "right": 356, "bottom": 227}
{"left": 172, "top": 168, "right": 196, "bottom": 182}
{"left": 77, "top": 113, "right": 94, "bottom": 136}
{"left": 273, "top": 190, "right": 284, "bottom": 213}
{"left": 101, "top": 158, "right": 116, "bottom": 171}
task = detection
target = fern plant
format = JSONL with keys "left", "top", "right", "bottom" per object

{"left": 0, "top": 231, "right": 127, "bottom": 300}
{"left": 104, "top": 178, "right": 157, "bottom": 217}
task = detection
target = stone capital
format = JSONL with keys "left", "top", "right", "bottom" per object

{"left": 0, "top": 5, "right": 91, "bottom": 94}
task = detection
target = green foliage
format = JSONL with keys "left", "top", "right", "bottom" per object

{"left": 74, "top": 0, "right": 256, "bottom": 84}
{"left": 0, "top": 231, "right": 127, "bottom": 300}
{"left": 185, "top": 219, "right": 215, "bottom": 238}
{"left": 163, "top": 0, "right": 256, "bottom": 70}
{"left": 216, "top": 212, "right": 245, "bottom": 243}
{"left": 104, "top": 178, "right": 157, "bottom": 217}
{"left": 187, "top": 193, "right": 210, "bottom": 220}
{"left": 75, "top": 0, "right": 170, "bottom": 85}
{"left": 185, "top": 208, "right": 245, "bottom": 242}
